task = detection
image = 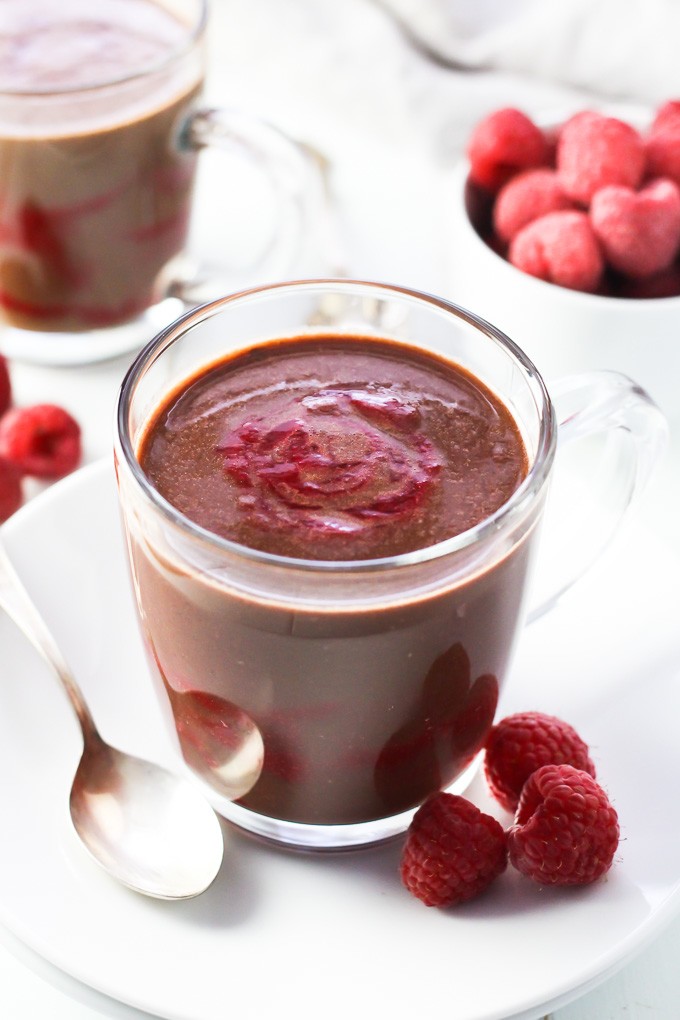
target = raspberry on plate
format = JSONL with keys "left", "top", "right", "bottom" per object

{"left": 0, "top": 403, "right": 82, "bottom": 480}
{"left": 466, "top": 107, "right": 549, "bottom": 193}
{"left": 590, "top": 178, "right": 680, "bottom": 279}
{"left": 557, "top": 111, "right": 645, "bottom": 205}
{"left": 493, "top": 168, "right": 574, "bottom": 242}
{"left": 0, "top": 356, "right": 11, "bottom": 417}
{"left": 508, "top": 210, "right": 604, "bottom": 292}
{"left": 508, "top": 764, "right": 619, "bottom": 886}
{"left": 400, "top": 792, "right": 507, "bottom": 907}
{"left": 484, "top": 710, "right": 596, "bottom": 812}
{"left": 0, "top": 455, "right": 22, "bottom": 522}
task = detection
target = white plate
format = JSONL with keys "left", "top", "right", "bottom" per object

{"left": 0, "top": 459, "right": 679, "bottom": 1020}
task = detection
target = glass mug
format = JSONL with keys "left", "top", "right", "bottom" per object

{"left": 114, "top": 280, "right": 666, "bottom": 850}
{"left": 0, "top": 0, "right": 325, "bottom": 366}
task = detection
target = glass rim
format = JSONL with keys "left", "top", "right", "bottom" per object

{"left": 115, "top": 279, "right": 557, "bottom": 575}
{"left": 0, "top": 0, "right": 207, "bottom": 98}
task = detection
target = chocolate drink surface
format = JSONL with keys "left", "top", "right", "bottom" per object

{"left": 133, "top": 335, "right": 534, "bottom": 824}
{"left": 0, "top": 0, "right": 201, "bottom": 332}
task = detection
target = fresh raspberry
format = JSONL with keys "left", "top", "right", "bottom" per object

{"left": 400, "top": 793, "right": 507, "bottom": 907}
{"left": 591, "top": 178, "right": 680, "bottom": 279}
{"left": 644, "top": 127, "right": 680, "bottom": 187}
{"left": 484, "top": 710, "right": 596, "bottom": 812}
{"left": 493, "top": 169, "right": 575, "bottom": 242}
{"left": 0, "top": 403, "right": 81, "bottom": 480}
{"left": 509, "top": 210, "right": 604, "bottom": 292}
{"left": 467, "top": 108, "right": 549, "bottom": 193}
{"left": 557, "top": 111, "right": 645, "bottom": 205}
{"left": 507, "top": 764, "right": 619, "bottom": 886}
{"left": 0, "top": 455, "right": 22, "bottom": 522}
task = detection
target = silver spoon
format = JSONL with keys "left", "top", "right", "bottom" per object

{"left": 0, "top": 538, "right": 225, "bottom": 900}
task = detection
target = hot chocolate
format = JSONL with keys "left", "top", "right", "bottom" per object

{"left": 0, "top": 0, "right": 201, "bottom": 331}
{"left": 131, "top": 335, "right": 532, "bottom": 825}
{"left": 140, "top": 335, "right": 527, "bottom": 558}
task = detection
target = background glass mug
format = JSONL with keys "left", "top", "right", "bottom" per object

{"left": 114, "top": 280, "right": 666, "bottom": 850}
{"left": 0, "top": 0, "right": 325, "bottom": 366}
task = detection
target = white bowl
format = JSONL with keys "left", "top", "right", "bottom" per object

{"left": 447, "top": 151, "right": 680, "bottom": 423}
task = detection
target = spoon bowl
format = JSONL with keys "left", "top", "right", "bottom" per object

{"left": 0, "top": 536, "right": 228, "bottom": 899}
{"left": 70, "top": 737, "right": 225, "bottom": 899}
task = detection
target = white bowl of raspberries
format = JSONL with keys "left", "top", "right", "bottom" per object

{"left": 448, "top": 102, "right": 680, "bottom": 421}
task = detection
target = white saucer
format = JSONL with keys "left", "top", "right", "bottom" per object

{"left": 0, "top": 459, "right": 679, "bottom": 1020}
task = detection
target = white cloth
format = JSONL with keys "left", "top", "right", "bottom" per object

{"left": 374, "top": 0, "right": 680, "bottom": 103}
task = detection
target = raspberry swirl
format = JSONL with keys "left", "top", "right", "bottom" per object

{"left": 217, "top": 387, "right": 443, "bottom": 545}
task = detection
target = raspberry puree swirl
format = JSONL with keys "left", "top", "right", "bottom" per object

{"left": 217, "top": 386, "right": 443, "bottom": 551}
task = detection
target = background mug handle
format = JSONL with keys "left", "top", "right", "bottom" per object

{"left": 527, "top": 371, "right": 668, "bottom": 622}
{"left": 174, "top": 107, "right": 339, "bottom": 304}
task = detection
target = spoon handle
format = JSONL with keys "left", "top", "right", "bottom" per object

{"left": 0, "top": 538, "right": 98, "bottom": 741}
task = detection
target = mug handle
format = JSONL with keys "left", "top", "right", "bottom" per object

{"left": 173, "top": 107, "right": 341, "bottom": 301}
{"left": 527, "top": 371, "right": 667, "bottom": 622}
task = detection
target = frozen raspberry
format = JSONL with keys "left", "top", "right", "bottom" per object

{"left": 0, "top": 455, "right": 22, "bottom": 522}
{"left": 0, "top": 403, "right": 81, "bottom": 480}
{"left": 541, "top": 125, "right": 560, "bottom": 166}
{"left": 557, "top": 111, "right": 645, "bottom": 205}
{"left": 467, "top": 108, "right": 549, "bottom": 193}
{"left": 0, "top": 356, "right": 11, "bottom": 417}
{"left": 591, "top": 178, "right": 680, "bottom": 279}
{"left": 651, "top": 100, "right": 680, "bottom": 134}
{"left": 645, "top": 127, "right": 680, "bottom": 187}
{"left": 484, "top": 710, "right": 595, "bottom": 812}
{"left": 493, "top": 169, "right": 575, "bottom": 242}
{"left": 508, "top": 764, "right": 619, "bottom": 886}
{"left": 400, "top": 793, "right": 507, "bottom": 907}
{"left": 509, "top": 210, "right": 604, "bottom": 292}
{"left": 618, "top": 264, "right": 680, "bottom": 298}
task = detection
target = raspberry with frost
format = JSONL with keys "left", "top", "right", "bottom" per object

{"left": 590, "top": 178, "right": 680, "bottom": 279}
{"left": 651, "top": 100, "right": 680, "bottom": 133}
{"left": 493, "top": 169, "right": 575, "bottom": 242}
{"left": 645, "top": 128, "right": 680, "bottom": 187}
{"left": 467, "top": 107, "right": 549, "bottom": 192}
{"left": 557, "top": 111, "right": 645, "bottom": 205}
{"left": 639, "top": 99, "right": 680, "bottom": 188}
{"left": 618, "top": 265, "right": 680, "bottom": 298}
{"left": 508, "top": 210, "right": 604, "bottom": 292}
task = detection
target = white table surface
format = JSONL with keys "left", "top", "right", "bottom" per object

{"left": 2, "top": 2, "right": 679, "bottom": 1018}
